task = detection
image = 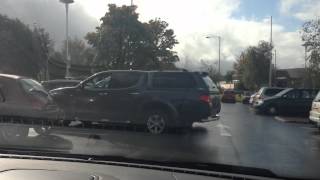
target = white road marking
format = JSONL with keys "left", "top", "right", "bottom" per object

{"left": 274, "top": 116, "right": 286, "bottom": 122}
{"left": 216, "top": 123, "right": 232, "bottom": 137}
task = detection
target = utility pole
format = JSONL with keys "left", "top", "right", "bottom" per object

{"left": 268, "top": 16, "right": 273, "bottom": 87}
{"left": 304, "top": 45, "right": 307, "bottom": 70}
{"left": 206, "top": 35, "right": 221, "bottom": 76}
{"left": 60, "top": 0, "right": 74, "bottom": 79}
{"left": 274, "top": 49, "right": 277, "bottom": 70}
{"left": 131, "top": 0, "right": 133, "bottom": 6}
{"left": 218, "top": 36, "right": 221, "bottom": 75}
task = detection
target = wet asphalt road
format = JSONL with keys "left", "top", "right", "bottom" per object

{"left": 24, "top": 103, "right": 320, "bottom": 179}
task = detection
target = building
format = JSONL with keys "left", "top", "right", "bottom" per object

{"left": 275, "top": 68, "right": 306, "bottom": 88}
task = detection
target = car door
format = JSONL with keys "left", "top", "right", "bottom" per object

{"left": 96, "top": 72, "right": 145, "bottom": 123}
{"left": 74, "top": 72, "right": 113, "bottom": 121}
{"left": 279, "top": 89, "right": 300, "bottom": 114}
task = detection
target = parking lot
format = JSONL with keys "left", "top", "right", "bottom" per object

{"left": 16, "top": 103, "right": 319, "bottom": 179}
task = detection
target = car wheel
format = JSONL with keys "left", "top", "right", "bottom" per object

{"left": 268, "top": 106, "right": 278, "bottom": 115}
{"left": 0, "top": 125, "right": 29, "bottom": 143}
{"left": 145, "top": 110, "right": 168, "bottom": 134}
{"left": 34, "top": 126, "right": 52, "bottom": 136}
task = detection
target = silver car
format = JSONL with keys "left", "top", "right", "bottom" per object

{"left": 0, "top": 74, "right": 62, "bottom": 137}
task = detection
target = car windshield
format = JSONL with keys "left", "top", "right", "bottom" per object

{"left": 20, "top": 78, "right": 46, "bottom": 93}
{"left": 315, "top": 92, "right": 320, "bottom": 102}
{"left": 0, "top": 1, "right": 320, "bottom": 180}
{"left": 274, "top": 88, "right": 292, "bottom": 97}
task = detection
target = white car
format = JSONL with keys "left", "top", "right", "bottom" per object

{"left": 309, "top": 91, "right": 320, "bottom": 128}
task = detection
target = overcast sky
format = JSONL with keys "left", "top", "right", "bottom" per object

{"left": 0, "top": 0, "right": 319, "bottom": 73}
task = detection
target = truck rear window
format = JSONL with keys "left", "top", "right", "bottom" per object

{"left": 152, "top": 73, "right": 196, "bottom": 89}
{"left": 202, "top": 76, "right": 218, "bottom": 91}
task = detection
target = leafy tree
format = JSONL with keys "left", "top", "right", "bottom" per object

{"left": 200, "top": 60, "right": 221, "bottom": 83}
{"left": 0, "top": 14, "right": 52, "bottom": 79}
{"left": 301, "top": 18, "right": 320, "bottom": 88}
{"left": 85, "top": 4, "right": 179, "bottom": 70}
{"left": 224, "top": 70, "right": 234, "bottom": 83}
{"left": 61, "top": 37, "right": 95, "bottom": 66}
{"left": 234, "top": 41, "right": 272, "bottom": 90}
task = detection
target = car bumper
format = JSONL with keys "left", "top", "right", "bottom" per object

{"left": 200, "top": 114, "right": 220, "bottom": 122}
{"left": 253, "top": 104, "right": 265, "bottom": 113}
{"left": 309, "top": 111, "right": 320, "bottom": 125}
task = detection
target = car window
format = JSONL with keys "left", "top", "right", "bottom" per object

{"left": 264, "top": 89, "right": 283, "bottom": 96}
{"left": 109, "top": 72, "right": 142, "bottom": 89}
{"left": 283, "top": 90, "right": 300, "bottom": 99}
{"left": 84, "top": 73, "right": 112, "bottom": 90}
{"left": 301, "top": 90, "right": 312, "bottom": 99}
{"left": 314, "top": 91, "right": 320, "bottom": 101}
{"left": 202, "top": 75, "right": 218, "bottom": 91}
{"left": 20, "top": 78, "right": 46, "bottom": 93}
{"left": 152, "top": 72, "right": 196, "bottom": 89}
{"left": 84, "top": 72, "right": 142, "bottom": 90}
{"left": 224, "top": 91, "right": 234, "bottom": 95}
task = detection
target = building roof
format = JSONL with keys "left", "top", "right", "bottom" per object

{"left": 276, "top": 68, "right": 305, "bottom": 79}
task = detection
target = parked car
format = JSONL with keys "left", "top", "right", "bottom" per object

{"left": 242, "top": 91, "right": 252, "bottom": 104}
{"left": 309, "top": 91, "right": 320, "bottom": 129}
{"left": 50, "top": 70, "right": 221, "bottom": 134}
{"left": 252, "top": 87, "right": 285, "bottom": 105}
{"left": 41, "top": 79, "right": 81, "bottom": 91}
{"left": 249, "top": 92, "right": 257, "bottom": 104}
{"left": 221, "top": 90, "right": 236, "bottom": 103}
{"left": 254, "top": 88, "right": 319, "bottom": 115}
{"left": 0, "top": 74, "right": 62, "bottom": 137}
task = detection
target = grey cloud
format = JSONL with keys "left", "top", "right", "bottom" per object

{"left": 0, "top": 0, "right": 99, "bottom": 49}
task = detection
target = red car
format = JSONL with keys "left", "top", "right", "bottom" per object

{"left": 221, "top": 90, "right": 236, "bottom": 103}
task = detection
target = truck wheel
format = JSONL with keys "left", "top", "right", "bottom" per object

{"left": 145, "top": 109, "right": 168, "bottom": 134}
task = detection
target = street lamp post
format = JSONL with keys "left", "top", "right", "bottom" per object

{"left": 60, "top": 0, "right": 74, "bottom": 79}
{"left": 206, "top": 35, "right": 221, "bottom": 75}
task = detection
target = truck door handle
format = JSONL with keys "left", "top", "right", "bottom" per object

{"left": 98, "top": 92, "right": 108, "bottom": 96}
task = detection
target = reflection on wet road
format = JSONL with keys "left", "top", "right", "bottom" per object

{"left": 3, "top": 103, "right": 320, "bottom": 179}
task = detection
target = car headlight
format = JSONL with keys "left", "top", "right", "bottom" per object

{"left": 256, "top": 100, "right": 264, "bottom": 105}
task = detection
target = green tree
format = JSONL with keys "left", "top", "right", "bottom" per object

{"left": 224, "top": 70, "right": 234, "bottom": 83}
{"left": 0, "top": 14, "right": 52, "bottom": 79}
{"left": 301, "top": 18, "right": 320, "bottom": 88}
{"left": 85, "top": 4, "right": 179, "bottom": 70}
{"left": 200, "top": 60, "right": 221, "bottom": 83}
{"left": 61, "top": 37, "right": 95, "bottom": 66}
{"left": 234, "top": 41, "right": 272, "bottom": 90}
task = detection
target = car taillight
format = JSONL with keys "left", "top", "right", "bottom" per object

{"left": 30, "top": 96, "right": 47, "bottom": 110}
{"left": 200, "top": 95, "right": 212, "bottom": 105}
{"left": 31, "top": 99, "right": 45, "bottom": 110}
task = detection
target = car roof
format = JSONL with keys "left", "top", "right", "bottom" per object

{"left": 42, "top": 79, "right": 81, "bottom": 83}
